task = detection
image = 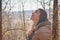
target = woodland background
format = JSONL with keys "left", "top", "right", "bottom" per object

{"left": 0, "top": 0, "right": 60, "bottom": 40}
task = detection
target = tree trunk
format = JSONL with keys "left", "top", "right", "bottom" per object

{"left": 52, "top": 0, "right": 58, "bottom": 40}
{"left": 0, "top": 0, "right": 2, "bottom": 40}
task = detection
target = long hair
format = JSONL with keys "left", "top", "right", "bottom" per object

{"left": 36, "top": 9, "right": 48, "bottom": 25}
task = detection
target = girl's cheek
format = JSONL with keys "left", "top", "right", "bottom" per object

{"left": 30, "top": 15, "right": 34, "bottom": 20}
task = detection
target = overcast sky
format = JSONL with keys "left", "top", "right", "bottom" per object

{"left": 2, "top": 0, "right": 60, "bottom": 11}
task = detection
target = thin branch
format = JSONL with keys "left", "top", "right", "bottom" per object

{"left": 3, "top": 0, "right": 10, "bottom": 10}
{"left": 38, "top": 1, "right": 45, "bottom": 10}
{"left": 2, "top": 28, "right": 27, "bottom": 36}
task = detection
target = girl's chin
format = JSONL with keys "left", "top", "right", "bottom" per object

{"left": 29, "top": 20, "right": 34, "bottom": 24}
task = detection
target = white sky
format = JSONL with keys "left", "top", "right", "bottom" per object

{"left": 2, "top": 0, "right": 60, "bottom": 11}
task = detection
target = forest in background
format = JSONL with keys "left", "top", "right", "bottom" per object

{"left": 1, "top": 0, "right": 60, "bottom": 40}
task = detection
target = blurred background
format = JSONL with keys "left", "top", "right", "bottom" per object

{"left": 2, "top": 0, "right": 60, "bottom": 40}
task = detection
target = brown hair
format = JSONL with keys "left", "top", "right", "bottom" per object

{"left": 36, "top": 9, "right": 48, "bottom": 25}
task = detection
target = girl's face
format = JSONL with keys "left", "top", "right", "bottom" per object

{"left": 31, "top": 10, "right": 40, "bottom": 23}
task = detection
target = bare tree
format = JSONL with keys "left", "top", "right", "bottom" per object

{"left": 21, "top": 0, "right": 27, "bottom": 40}
{"left": 22, "top": 0, "right": 25, "bottom": 29}
{"left": 43, "top": 0, "right": 45, "bottom": 10}
{"left": 52, "top": 0, "right": 58, "bottom": 40}
{"left": 38, "top": 0, "right": 45, "bottom": 10}
{"left": 49, "top": 0, "right": 51, "bottom": 19}
{"left": 2, "top": 0, "right": 9, "bottom": 10}
{"left": 0, "top": 0, "right": 2, "bottom": 40}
